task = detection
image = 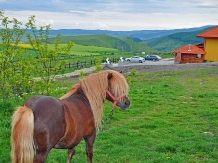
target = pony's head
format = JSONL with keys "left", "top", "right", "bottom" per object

{"left": 60, "top": 70, "right": 130, "bottom": 128}
{"left": 80, "top": 70, "right": 130, "bottom": 128}
{"left": 106, "top": 70, "right": 130, "bottom": 110}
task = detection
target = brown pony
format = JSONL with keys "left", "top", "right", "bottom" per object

{"left": 11, "top": 70, "right": 130, "bottom": 163}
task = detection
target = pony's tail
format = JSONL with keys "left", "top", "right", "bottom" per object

{"left": 11, "top": 106, "right": 34, "bottom": 163}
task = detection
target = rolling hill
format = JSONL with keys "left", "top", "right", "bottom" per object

{"left": 49, "top": 34, "right": 157, "bottom": 53}
{"left": 143, "top": 27, "right": 214, "bottom": 52}
{"left": 24, "top": 25, "right": 216, "bottom": 53}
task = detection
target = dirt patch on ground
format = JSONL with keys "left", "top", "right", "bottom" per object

{"left": 106, "top": 62, "right": 218, "bottom": 74}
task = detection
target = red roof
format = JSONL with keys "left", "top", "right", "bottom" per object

{"left": 197, "top": 26, "right": 218, "bottom": 38}
{"left": 173, "top": 44, "right": 206, "bottom": 54}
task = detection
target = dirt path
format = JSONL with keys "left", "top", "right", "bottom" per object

{"left": 109, "top": 62, "right": 218, "bottom": 74}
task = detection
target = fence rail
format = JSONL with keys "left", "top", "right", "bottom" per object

{"left": 63, "top": 58, "right": 119, "bottom": 69}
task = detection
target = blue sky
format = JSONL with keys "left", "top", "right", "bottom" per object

{"left": 0, "top": 0, "right": 218, "bottom": 31}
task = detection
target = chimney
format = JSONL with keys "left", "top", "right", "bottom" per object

{"left": 188, "top": 44, "right": 191, "bottom": 51}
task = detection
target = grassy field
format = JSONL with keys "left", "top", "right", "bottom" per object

{"left": 70, "top": 44, "right": 119, "bottom": 56}
{"left": 21, "top": 43, "right": 173, "bottom": 75}
{"left": 23, "top": 43, "right": 119, "bottom": 57}
{"left": 1, "top": 67, "right": 218, "bottom": 162}
{"left": 22, "top": 43, "right": 130, "bottom": 64}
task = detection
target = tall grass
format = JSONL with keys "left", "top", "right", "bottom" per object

{"left": 1, "top": 68, "right": 218, "bottom": 162}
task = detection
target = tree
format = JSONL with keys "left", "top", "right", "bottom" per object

{"left": 0, "top": 10, "right": 34, "bottom": 102}
{"left": 26, "top": 15, "right": 74, "bottom": 95}
{"left": 0, "top": 11, "right": 74, "bottom": 102}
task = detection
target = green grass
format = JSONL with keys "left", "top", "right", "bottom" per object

{"left": 1, "top": 68, "right": 218, "bottom": 162}
{"left": 70, "top": 44, "right": 119, "bottom": 55}
{"left": 23, "top": 43, "right": 119, "bottom": 57}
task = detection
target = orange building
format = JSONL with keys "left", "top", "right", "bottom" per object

{"left": 197, "top": 26, "right": 218, "bottom": 62}
{"left": 173, "top": 44, "right": 206, "bottom": 64}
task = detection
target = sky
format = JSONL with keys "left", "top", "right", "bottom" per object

{"left": 0, "top": 0, "right": 218, "bottom": 31}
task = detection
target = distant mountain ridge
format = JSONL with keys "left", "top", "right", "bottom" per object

{"left": 48, "top": 25, "right": 214, "bottom": 41}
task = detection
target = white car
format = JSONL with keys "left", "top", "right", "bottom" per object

{"left": 125, "top": 56, "right": 145, "bottom": 63}
{"left": 155, "top": 55, "right": 162, "bottom": 60}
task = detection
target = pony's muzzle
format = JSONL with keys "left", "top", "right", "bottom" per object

{"left": 118, "top": 98, "right": 130, "bottom": 110}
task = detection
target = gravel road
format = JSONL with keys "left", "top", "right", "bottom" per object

{"left": 105, "top": 62, "right": 218, "bottom": 74}
{"left": 59, "top": 61, "right": 218, "bottom": 80}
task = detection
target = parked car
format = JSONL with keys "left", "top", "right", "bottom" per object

{"left": 155, "top": 55, "right": 162, "bottom": 60}
{"left": 125, "top": 56, "right": 145, "bottom": 63}
{"left": 144, "top": 55, "right": 161, "bottom": 61}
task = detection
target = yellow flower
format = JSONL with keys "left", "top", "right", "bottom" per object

{"left": 17, "top": 44, "right": 32, "bottom": 49}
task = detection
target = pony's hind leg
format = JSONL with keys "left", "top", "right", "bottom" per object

{"left": 33, "top": 130, "right": 55, "bottom": 163}
{"left": 34, "top": 150, "right": 50, "bottom": 163}
{"left": 84, "top": 133, "right": 96, "bottom": 163}
{"left": 67, "top": 148, "right": 75, "bottom": 163}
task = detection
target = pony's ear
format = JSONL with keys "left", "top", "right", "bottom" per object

{"left": 108, "top": 73, "right": 113, "bottom": 80}
{"left": 120, "top": 71, "right": 123, "bottom": 74}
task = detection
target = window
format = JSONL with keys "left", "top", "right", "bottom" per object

{"left": 196, "top": 54, "right": 202, "bottom": 58}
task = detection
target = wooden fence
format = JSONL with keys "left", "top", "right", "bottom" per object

{"left": 63, "top": 58, "right": 119, "bottom": 69}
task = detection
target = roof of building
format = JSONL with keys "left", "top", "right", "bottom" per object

{"left": 196, "top": 26, "right": 218, "bottom": 38}
{"left": 173, "top": 44, "right": 206, "bottom": 54}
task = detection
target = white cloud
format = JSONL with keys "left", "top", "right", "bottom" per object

{"left": 1, "top": 0, "right": 218, "bottom": 30}
{"left": 92, "top": 21, "right": 109, "bottom": 29}
{"left": 44, "top": 20, "right": 54, "bottom": 26}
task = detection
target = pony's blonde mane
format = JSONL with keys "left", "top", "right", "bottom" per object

{"left": 60, "top": 70, "right": 129, "bottom": 128}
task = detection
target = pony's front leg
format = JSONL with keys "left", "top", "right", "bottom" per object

{"left": 67, "top": 148, "right": 75, "bottom": 163}
{"left": 84, "top": 133, "right": 96, "bottom": 163}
